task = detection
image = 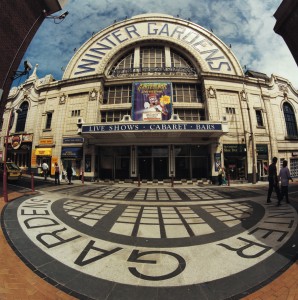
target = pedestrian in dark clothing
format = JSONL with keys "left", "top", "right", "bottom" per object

{"left": 267, "top": 157, "right": 281, "bottom": 204}
{"left": 278, "top": 160, "right": 293, "bottom": 205}
{"left": 218, "top": 166, "right": 223, "bottom": 185}
{"left": 66, "top": 165, "right": 73, "bottom": 184}
{"left": 54, "top": 162, "right": 60, "bottom": 185}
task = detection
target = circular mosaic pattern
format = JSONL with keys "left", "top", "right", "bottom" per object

{"left": 3, "top": 188, "right": 298, "bottom": 300}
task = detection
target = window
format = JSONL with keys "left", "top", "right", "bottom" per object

{"left": 71, "top": 110, "right": 81, "bottom": 117}
{"left": 45, "top": 112, "right": 52, "bottom": 129}
{"left": 225, "top": 107, "right": 236, "bottom": 114}
{"left": 170, "top": 50, "right": 196, "bottom": 75}
{"left": 174, "top": 109, "right": 205, "bottom": 121}
{"left": 109, "top": 46, "right": 197, "bottom": 77}
{"left": 140, "top": 46, "right": 165, "bottom": 69}
{"left": 101, "top": 110, "right": 131, "bottom": 123}
{"left": 109, "top": 51, "right": 134, "bottom": 76}
{"left": 290, "top": 159, "right": 298, "bottom": 177}
{"left": 103, "top": 86, "right": 132, "bottom": 104}
{"left": 171, "top": 50, "right": 193, "bottom": 69}
{"left": 255, "top": 110, "right": 264, "bottom": 127}
{"left": 172, "top": 84, "right": 202, "bottom": 103}
{"left": 283, "top": 103, "right": 298, "bottom": 138}
{"left": 15, "top": 101, "right": 29, "bottom": 132}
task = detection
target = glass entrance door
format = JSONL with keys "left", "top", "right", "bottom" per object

{"left": 138, "top": 157, "right": 152, "bottom": 180}
{"left": 138, "top": 146, "right": 169, "bottom": 180}
{"left": 153, "top": 157, "right": 168, "bottom": 180}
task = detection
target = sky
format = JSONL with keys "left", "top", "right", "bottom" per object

{"left": 14, "top": 0, "right": 298, "bottom": 89}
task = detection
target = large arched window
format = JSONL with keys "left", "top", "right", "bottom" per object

{"left": 109, "top": 45, "right": 197, "bottom": 77}
{"left": 283, "top": 102, "right": 298, "bottom": 138}
{"left": 15, "top": 101, "right": 29, "bottom": 132}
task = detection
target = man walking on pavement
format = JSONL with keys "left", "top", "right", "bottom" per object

{"left": 267, "top": 157, "right": 281, "bottom": 204}
{"left": 42, "top": 160, "right": 49, "bottom": 181}
{"left": 278, "top": 160, "right": 293, "bottom": 205}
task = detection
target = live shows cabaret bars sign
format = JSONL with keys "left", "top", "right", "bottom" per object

{"left": 81, "top": 123, "right": 222, "bottom": 133}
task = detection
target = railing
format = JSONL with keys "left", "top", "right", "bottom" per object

{"left": 110, "top": 66, "right": 197, "bottom": 77}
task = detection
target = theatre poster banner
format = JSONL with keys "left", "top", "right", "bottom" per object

{"left": 132, "top": 82, "right": 172, "bottom": 121}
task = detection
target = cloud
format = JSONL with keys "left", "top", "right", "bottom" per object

{"left": 15, "top": 0, "right": 297, "bottom": 89}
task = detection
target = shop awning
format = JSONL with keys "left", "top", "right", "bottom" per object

{"left": 35, "top": 148, "right": 52, "bottom": 156}
{"left": 61, "top": 147, "right": 83, "bottom": 158}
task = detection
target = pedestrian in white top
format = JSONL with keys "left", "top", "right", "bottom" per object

{"left": 41, "top": 160, "right": 49, "bottom": 180}
{"left": 278, "top": 160, "right": 293, "bottom": 205}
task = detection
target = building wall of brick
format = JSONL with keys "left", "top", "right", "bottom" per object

{"left": 274, "top": 0, "right": 298, "bottom": 66}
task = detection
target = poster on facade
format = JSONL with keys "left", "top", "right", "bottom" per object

{"left": 214, "top": 153, "right": 221, "bottom": 171}
{"left": 132, "top": 82, "right": 172, "bottom": 121}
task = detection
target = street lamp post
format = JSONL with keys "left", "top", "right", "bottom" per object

{"left": 241, "top": 78, "right": 257, "bottom": 184}
{"left": 3, "top": 109, "right": 14, "bottom": 202}
{"left": 246, "top": 98, "right": 257, "bottom": 184}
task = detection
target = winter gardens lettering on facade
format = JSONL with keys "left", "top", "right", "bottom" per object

{"left": 73, "top": 22, "right": 232, "bottom": 76}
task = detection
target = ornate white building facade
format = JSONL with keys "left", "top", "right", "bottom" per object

{"left": 1, "top": 14, "right": 298, "bottom": 183}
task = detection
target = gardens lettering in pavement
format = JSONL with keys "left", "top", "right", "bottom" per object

{"left": 17, "top": 197, "right": 297, "bottom": 286}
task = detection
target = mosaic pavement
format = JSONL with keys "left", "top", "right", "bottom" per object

{"left": 2, "top": 185, "right": 298, "bottom": 300}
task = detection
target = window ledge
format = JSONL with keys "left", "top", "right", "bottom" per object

{"left": 285, "top": 136, "right": 298, "bottom": 140}
{"left": 43, "top": 129, "right": 52, "bottom": 132}
{"left": 257, "top": 126, "right": 265, "bottom": 129}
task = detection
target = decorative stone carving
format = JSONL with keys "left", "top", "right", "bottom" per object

{"left": 98, "top": 86, "right": 104, "bottom": 103}
{"left": 207, "top": 87, "right": 216, "bottom": 98}
{"left": 89, "top": 89, "right": 98, "bottom": 101}
{"left": 240, "top": 90, "right": 247, "bottom": 101}
{"left": 23, "top": 87, "right": 31, "bottom": 98}
{"left": 59, "top": 94, "right": 67, "bottom": 104}
{"left": 278, "top": 84, "right": 288, "bottom": 93}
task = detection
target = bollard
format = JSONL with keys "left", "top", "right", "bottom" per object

{"left": 31, "top": 172, "right": 35, "bottom": 192}
{"left": 171, "top": 176, "right": 174, "bottom": 187}
{"left": 227, "top": 173, "right": 230, "bottom": 186}
{"left": 81, "top": 171, "right": 84, "bottom": 184}
{"left": 138, "top": 174, "right": 140, "bottom": 187}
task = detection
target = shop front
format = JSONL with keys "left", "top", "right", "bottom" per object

{"left": 61, "top": 147, "right": 83, "bottom": 177}
{"left": 223, "top": 144, "right": 247, "bottom": 181}
{"left": 6, "top": 134, "right": 33, "bottom": 173}
{"left": 256, "top": 144, "right": 269, "bottom": 181}
{"left": 35, "top": 148, "right": 52, "bottom": 176}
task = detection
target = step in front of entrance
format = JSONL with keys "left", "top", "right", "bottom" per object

{"left": 93, "top": 179, "right": 212, "bottom": 186}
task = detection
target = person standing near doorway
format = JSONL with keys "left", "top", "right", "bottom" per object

{"left": 41, "top": 160, "right": 49, "bottom": 181}
{"left": 66, "top": 164, "right": 73, "bottom": 185}
{"left": 54, "top": 162, "right": 60, "bottom": 185}
{"left": 267, "top": 157, "right": 281, "bottom": 204}
{"left": 278, "top": 160, "right": 293, "bottom": 205}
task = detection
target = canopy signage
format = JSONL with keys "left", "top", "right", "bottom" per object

{"left": 39, "top": 139, "right": 53, "bottom": 145}
{"left": 61, "top": 147, "right": 83, "bottom": 158}
{"left": 256, "top": 144, "right": 268, "bottom": 155}
{"left": 63, "top": 137, "right": 84, "bottom": 143}
{"left": 223, "top": 144, "right": 246, "bottom": 156}
{"left": 35, "top": 148, "right": 52, "bottom": 156}
{"left": 82, "top": 123, "right": 222, "bottom": 133}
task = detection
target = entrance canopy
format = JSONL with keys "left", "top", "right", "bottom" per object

{"left": 81, "top": 122, "right": 227, "bottom": 145}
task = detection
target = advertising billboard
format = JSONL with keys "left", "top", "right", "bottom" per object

{"left": 132, "top": 82, "right": 172, "bottom": 121}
